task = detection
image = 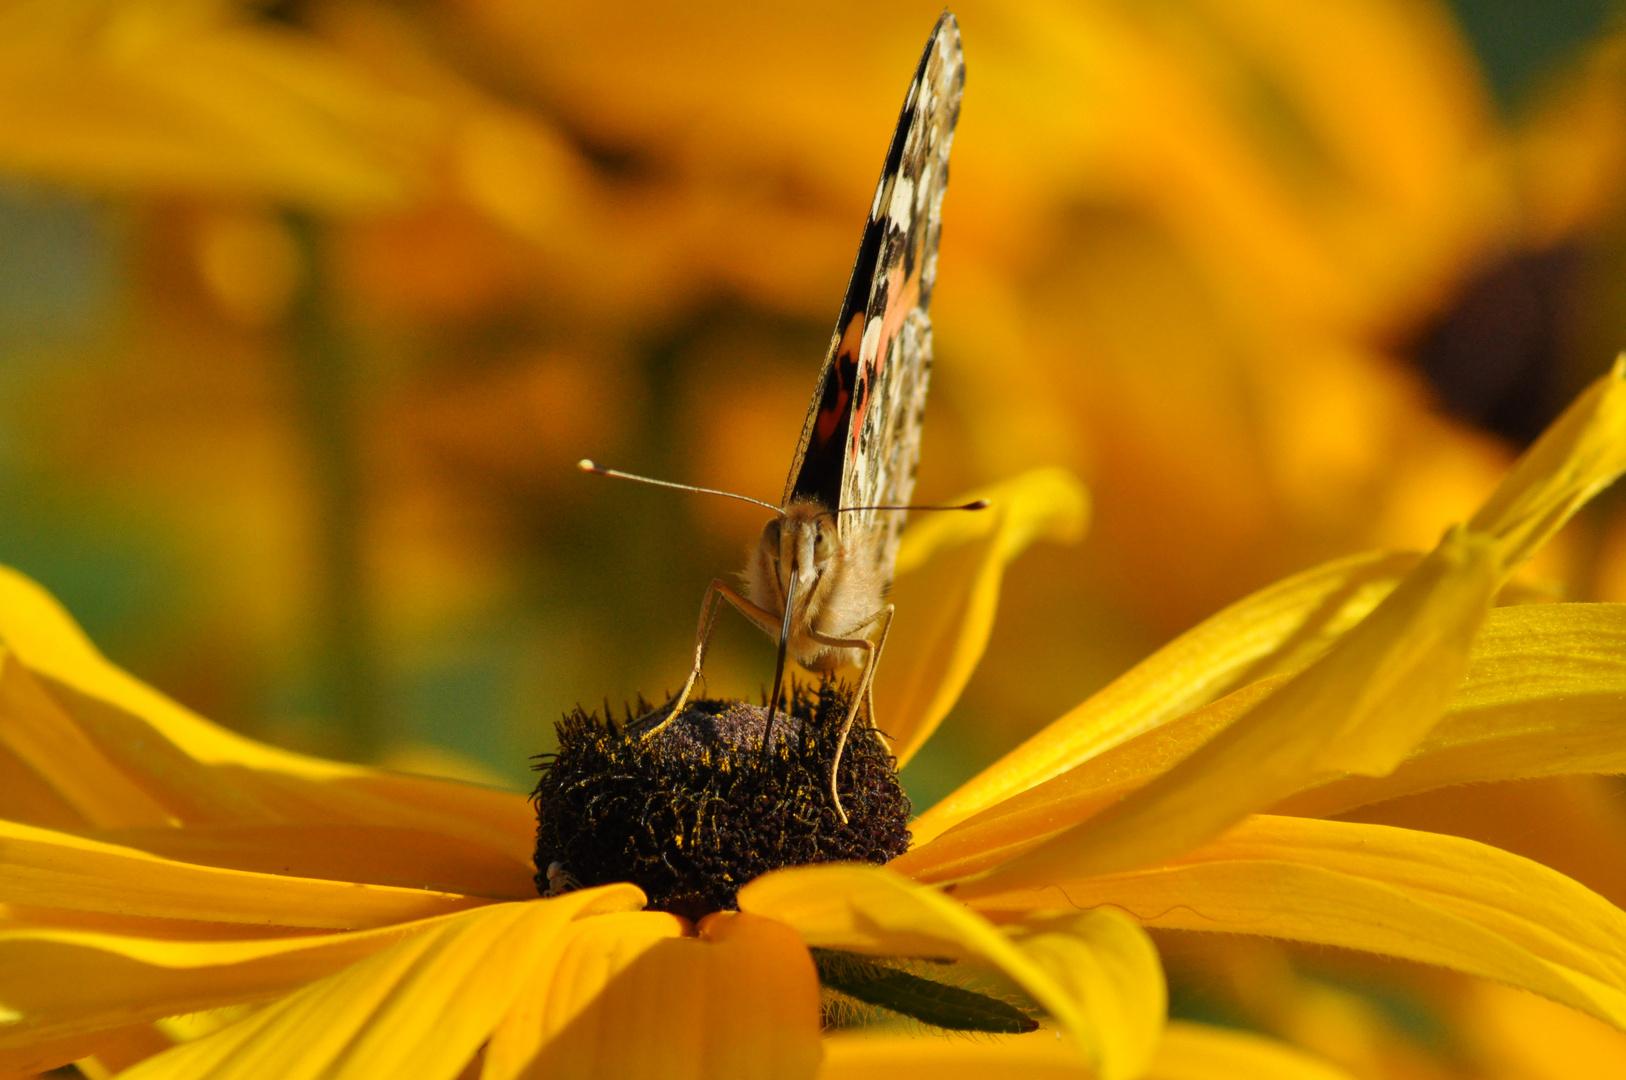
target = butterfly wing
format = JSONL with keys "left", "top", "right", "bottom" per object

{"left": 783, "top": 13, "right": 964, "bottom": 586}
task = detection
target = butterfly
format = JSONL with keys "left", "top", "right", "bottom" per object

{"left": 581, "top": 12, "right": 970, "bottom": 822}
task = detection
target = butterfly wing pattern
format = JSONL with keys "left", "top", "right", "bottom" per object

{"left": 785, "top": 13, "right": 964, "bottom": 586}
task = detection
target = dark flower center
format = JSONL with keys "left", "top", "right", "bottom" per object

{"left": 531, "top": 680, "right": 912, "bottom": 920}
{"left": 1408, "top": 242, "right": 1587, "bottom": 445}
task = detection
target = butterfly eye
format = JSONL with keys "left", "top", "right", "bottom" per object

{"left": 762, "top": 518, "right": 782, "bottom": 548}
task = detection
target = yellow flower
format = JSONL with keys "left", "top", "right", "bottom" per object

{"left": 7, "top": 363, "right": 1626, "bottom": 1079}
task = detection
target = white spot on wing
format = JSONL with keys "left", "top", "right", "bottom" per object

{"left": 860, "top": 314, "right": 884, "bottom": 364}
{"left": 887, "top": 175, "right": 915, "bottom": 231}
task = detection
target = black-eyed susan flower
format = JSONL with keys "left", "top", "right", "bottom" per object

{"left": 3, "top": 364, "right": 1626, "bottom": 1079}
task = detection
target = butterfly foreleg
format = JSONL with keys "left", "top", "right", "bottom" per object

{"left": 808, "top": 603, "right": 894, "bottom": 824}
{"left": 645, "top": 578, "right": 779, "bottom": 739}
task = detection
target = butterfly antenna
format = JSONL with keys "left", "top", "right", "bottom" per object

{"left": 578, "top": 460, "right": 782, "bottom": 513}
{"left": 837, "top": 499, "right": 991, "bottom": 513}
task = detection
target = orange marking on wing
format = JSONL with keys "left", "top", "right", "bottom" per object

{"left": 815, "top": 313, "right": 865, "bottom": 444}
{"left": 849, "top": 263, "right": 922, "bottom": 450}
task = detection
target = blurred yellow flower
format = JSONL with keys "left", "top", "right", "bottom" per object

{"left": 6, "top": 359, "right": 1626, "bottom": 1078}
{"left": 0, "top": 0, "right": 431, "bottom": 209}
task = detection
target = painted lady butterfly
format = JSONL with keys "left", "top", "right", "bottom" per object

{"left": 583, "top": 13, "right": 970, "bottom": 821}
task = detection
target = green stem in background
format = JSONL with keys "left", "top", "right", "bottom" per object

{"left": 283, "top": 210, "right": 381, "bottom": 761}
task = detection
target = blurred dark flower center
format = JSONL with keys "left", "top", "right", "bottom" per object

{"left": 1408, "top": 243, "right": 1585, "bottom": 445}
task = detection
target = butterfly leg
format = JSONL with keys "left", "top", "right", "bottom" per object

{"left": 644, "top": 578, "right": 779, "bottom": 739}
{"left": 808, "top": 603, "right": 894, "bottom": 824}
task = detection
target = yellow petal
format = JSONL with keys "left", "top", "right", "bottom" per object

{"left": 1469, "top": 356, "right": 1626, "bottom": 568}
{"left": 894, "top": 676, "right": 1287, "bottom": 885}
{"left": 739, "top": 864, "right": 1162, "bottom": 1080}
{"left": 911, "top": 595, "right": 1626, "bottom": 884}
{"left": 962, "top": 815, "right": 1626, "bottom": 1031}
{"left": 0, "top": 563, "right": 535, "bottom": 859}
{"left": 911, "top": 550, "right": 1418, "bottom": 845}
{"left": 486, "top": 909, "right": 823, "bottom": 1080}
{"left": 1146, "top": 1021, "right": 1358, "bottom": 1080}
{"left": 1009, "top": 910, "right": 1165, "bottom": 1080}
{"left": 84, "top": 824, "right": 535, "bottom": 900}
{"left": 969, "top": 527, "right": 1499, "bottom": 883}
{"left": 0, "top": 886, "right": 645, "bottom": 1077}
{"left": 0, "top": 562, "right": 363, "bottom": 781}
{"left": 111, "top": 891, "right": 641, "bottom": 1080}
{"left": 880, "top": 468, "right": 1089, "bottom": 766}
{"left": 1280, "top": 601, "right": 1626, "bottom": 817}
{"left": 0, "top": 649, "right": 174, "bottom": 829}
{"left": 0, "top": 819, "right": 486, "bottom": 929}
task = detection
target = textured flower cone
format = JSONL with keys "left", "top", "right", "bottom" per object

{"left": 5, "top": 362, "right": 1626, "bottom": 1078}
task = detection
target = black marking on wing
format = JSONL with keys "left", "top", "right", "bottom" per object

{"left": 797, "top": 351, "right": 858, "bottom": 511}
{"left": 786, "top": 14, "right": 956, "bottom": 511}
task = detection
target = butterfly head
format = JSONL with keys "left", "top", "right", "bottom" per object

{"left": 756, "top": 498, "right": 840, "bottom": 612}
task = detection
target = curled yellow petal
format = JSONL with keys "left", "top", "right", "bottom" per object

{"left": 906, "top": 599, "right": 1626, "bottom": 885}
{"left": 1470, "top": 355, "right": 1626, "bottom": 568}
{"left": 488, "top": 909, "right": 823, "bottom": 1080}
{"left": 894, "top": 676, "right": 1286, "bottom": 885}
{"left": 912, "top": 550, "right": 1418, "bottom": 845}
{"left": 111, "top": 891, "right": 641, "bottom": 1080}
{"left": 1280, "top": 601, "right": 1626, "bottom": 817}
{"left": 962, "top": 815, "right": 1626, "bottom": 1032}
{"left": 0, "top": 649, "right": 175, "bottom": 829}
{"left": 739, "top": 864, "right": 1163, "bottom": 1080}
{"left": 967, "top": 527, "right": 1499, "bottom": 884}
{"left": 0, "top": 563, "right": 536, "bottom": 859}
{"left": 880, "top": 468, "right": 1089, "bottom": 766}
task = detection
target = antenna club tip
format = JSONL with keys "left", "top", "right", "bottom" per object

{"left": 966, "top": 499, "right": 991, "bottom": 510}
{"left": 577, "top": 459, "right": 599, "bottom": 473}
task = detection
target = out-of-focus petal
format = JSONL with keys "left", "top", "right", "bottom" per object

{"left": 739, "top": 864, "right": 1162, "bottom": 1080}
{"left": 817, "top": 1030, "right": 1092, "bottom": 1080}
{"left": 1279, "top": 602, "right": 1626, "bottom": 817}
{"left": 486, "top": 910, "right": 822, "bottom": 1080}
{"left": 0, "top": 820, "right": 486, "bottom": 929}
{"left": 1459, "top": 980, "right": 1626, "bottom": 1080}
{"left": 0, "top": 0, "right": 430, "bottom": 209}
{"left": 962, "top": 815, "right": 1626, "bottom": 1031}
{"left": 1145, "top": 1021, "right": 1359, "bottom": 1080}
{"left": 111, "top": 890, "right": 643, "bottom": 1080}
{"left": 911, "top": 550, "right": 1418, "bottom": 844}
{"left": 0, "top": 885, "right": 645, "bottom": 1077}
{"left": 816, "top": 1022, "right": 1356, "bottom": 1080}
{"left": 964, "top": 526, "right": 1500, "bottom": 883}
{"left": 880, "top": 468, "right": 1089, "bottom": 767}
